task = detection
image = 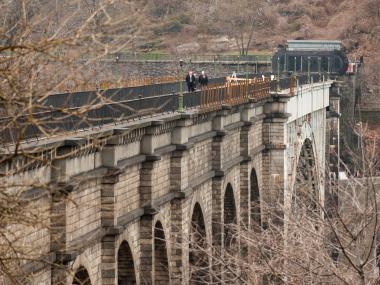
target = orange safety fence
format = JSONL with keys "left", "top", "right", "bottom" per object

{"left": 199, "top": 78, "right": 271, "bottom": 112}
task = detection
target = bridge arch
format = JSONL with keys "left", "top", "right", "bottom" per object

{"left": 69, "top": 255, "right": 95, "bottom": 285}
{"left": 117, "top": 240, "right": 136, "bottom": 285}
{"left": 292, "top": 138, "right": 319, "bottom": 215}
{"left": 72, "top": 266, "right": 91, "bottom": 285}
{"left": 154, "top": 220, "right": 170, "bottom": 284}
{"left": 189, "top": 202, "right": 209, "bottom": 284}
{"left": 224, "top": 183, "right": 237, "bottom": 248}
{"left": 250, "top": 168, "right": 261, "bottom": 230}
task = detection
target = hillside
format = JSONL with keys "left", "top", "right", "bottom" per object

{"left": 1, "top": 0, "right": 379, "bottom": 92}
{"left": 148, "top": 0, "right": 380, "bottom": 93}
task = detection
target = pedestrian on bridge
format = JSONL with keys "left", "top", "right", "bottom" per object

{"left": 198, "top": 70, "right": 209, "bottom": 89}
{"left": 186, "top": 71, "right": 196, "bottom": 92}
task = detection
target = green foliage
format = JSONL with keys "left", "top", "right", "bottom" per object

{"left": 154, "top": 14, "right": 191, "bottom": 35}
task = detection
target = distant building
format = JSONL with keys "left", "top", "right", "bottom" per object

{"left": 286, "top": 40, "right": 343, "bottom": 52}
{"left": 272, "top": 39, "right": 348, "bottom": 74}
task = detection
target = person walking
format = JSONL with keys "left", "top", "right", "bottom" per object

{"left": 198, "top": 70, "right": 209, "bottom": 89}
{"left": 186, "top": 71, "right": 196, "bottom": 92}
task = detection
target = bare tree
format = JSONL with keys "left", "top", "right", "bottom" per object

{"left": 206, "top": 0, "right": 275, "bottom": 56}
{"left": 177, "top": 131, "right": 380, "bottom": 285}
{"left": 0, "top": 0, "right": 150, "bottom": 283}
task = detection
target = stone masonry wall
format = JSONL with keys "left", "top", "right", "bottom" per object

{"left": 66, "top": 177, "right": 102, "bottom": 246}
{"left": 92, "top": 61, "right": 271, "bottom": 81}
{"left": 115, "top": 164, "right": 141, "bottom": 221}
{"left": 151, "top": 154, "right": 171, "bottom": 201}
{"left": 187, "top": 138, "right": 213, "bottom": 183}
{"left": 1, "top": 81, "right": 333, "bottom": 285}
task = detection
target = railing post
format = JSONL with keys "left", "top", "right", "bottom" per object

{"left": 277, "top": 56, "right": 281, "bottom": 92}
{"left": 214, "top": 56, "right": 217, "bottom": 77}
{"left": 245, "top": 63, "right": 249, "bottom": 99}
{"left": 269, "top": 56, "right": 272, "bottom": 73}
{"left": 328, "top": 57, "right": 331, "bottom": 80}
{"left": 290, "top": 74, "right": 297, "bottom": 96}
{"left": 178, "top": 80, "right": 184, "bottom": 113}
{"left": 284, "top": 52, "right": 287, "bottom": 72}
{"left": 178, "top": 60, "right": 184, "bottom": 113}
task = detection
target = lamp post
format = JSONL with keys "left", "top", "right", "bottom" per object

{"left": 277, "top": 56, "right": 280, "bottom": 92}
{"left": 214, "top": 55, "right": 217, "bottom": 77}
{"left": 318, "top": 57, "right": 321, "bottom": 79}
{"left": 269, "top": 56, "right": 272, "bottom": 73}
{"left": 294, "top": 56, "right": 297, "bottom": 75}
{"left": 245, "top": 61, "right": 249, "bottom": 80}
{"left": 328, "top": 57, "right": 331, "bottom": 80}
{"left": 245, "top": 61, "right": 249, "bottom": 98}
{"left": 178, "top": 59, "right": 184, "bottom": 113}
{"left": 307, "top": 56, "right": 311, "bottom": 83}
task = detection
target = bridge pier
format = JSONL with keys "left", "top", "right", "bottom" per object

{"left": 169, "top": 198, "right": 184, "bottom": 285}
{"left": 139, "top": 215, "right": 154, "bottom": 284}
{"left": 262, "top": 96, "right": 290, "bottom": 226}
{"left": 100, "top": 170, "right": 119, "bottom": 285}
{"left": 51, "top": 186, "right": 70, "bottom": 285}
{"left": 239, "top": 115, "right": 252, "bottom": 228}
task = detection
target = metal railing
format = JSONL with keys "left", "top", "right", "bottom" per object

{"left": 56, "top": 76, "right": 179, "bottom": 93}
{"left": 0, "top": 73, "right": 325, "bottom": 145}
{"left": 104, "top": 52, "right": 272, "bottom": 63}
{"left": 198, "top": 78, "right": 271, "bottom": 112}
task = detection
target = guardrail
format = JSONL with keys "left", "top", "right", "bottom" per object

{"left": 0, "top": 73, "right": 326, "bottom": 145}
{"left": 56, "top": 76, "right": 179, "bottom": 93}
{"left": 102, "top": 52, "right": 272, "bottom": 63}
{"left": 198, "top": 78, "right": 271, "bottom": 112}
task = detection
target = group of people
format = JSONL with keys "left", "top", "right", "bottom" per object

{"left": 185, "top": 70, "right": 209, "bottom": 92}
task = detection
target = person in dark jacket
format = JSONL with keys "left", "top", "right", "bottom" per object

{"left": 198, "top": 70, "right": 208, "bottom": 89}
{"left": 185, "top": 71, "right": 196, "bottom": 92}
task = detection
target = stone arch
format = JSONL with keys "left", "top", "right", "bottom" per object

{"left": 72, "top": 266, "right": 91, "bottom": 285}
{"left": 250, "top": 168, "right": 261, "bottom": 230}
{"left": 69, "top": 254, "right": 94, "bottom": 285}
{"left": 154, "top": 220, "right": 170, "bottom": 284}
{"left": 189, "top": 202, "right": 209, "bottom": 284}
{"left": 224, "top": 183, "right": 237, "bottom": 250}
{"left": 117, "top": 240, "right": 136, "bottom": 285}
{"left": 224, "top": 183, "right": 237, "bottom": 225}
{"left": 292, "top": 138, "right": 319, "bottom": 216}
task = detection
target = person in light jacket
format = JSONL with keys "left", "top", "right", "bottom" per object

{"left": 198, "top": 70, "right": 209, "bottom": 89}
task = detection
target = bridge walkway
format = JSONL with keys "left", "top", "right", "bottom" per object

{"left": 0, "top": 73, "right": 324, "bottom": 145}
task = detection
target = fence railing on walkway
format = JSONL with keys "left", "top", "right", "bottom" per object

{"left": 198, "top": 78, "right": 271, "bottom": 112}
{"left": 56, "top": 76, "right": 179, "bottom": 93}
{"left": 0, "top": 73, "right": 326, "bottom": 145}
{"left": 103, "top": 52, "right": 272, "bottom": 63}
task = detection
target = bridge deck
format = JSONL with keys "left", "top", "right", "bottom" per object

{"left": 0, "top": 74, "right": 323, "bottom": 146}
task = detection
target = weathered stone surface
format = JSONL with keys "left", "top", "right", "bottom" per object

{"left": 2, "top": 81, "right": 333, "bottom": 284}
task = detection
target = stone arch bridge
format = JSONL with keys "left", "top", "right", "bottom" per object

{"left": 1, "top": 77, "right": 339, "bottom": 284}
